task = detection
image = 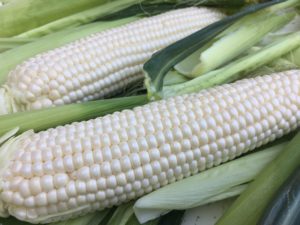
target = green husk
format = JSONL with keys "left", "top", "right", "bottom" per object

{"left": 105, "top": 202, "right": 183, "bottom": 225}
{"left": 0, "top": 17, "right": 138, "bottom": 84}
{"left": 16, "top": 0, "right": 140, "bottom": 38}
{"left": 258, "top": 167, "right": 300, "bottom": 225}
{"left": 52, "top": 209, "right": 111, "bottom": 225}
{"left": 162, "top": 30, "right": 300, "bottom": 98}
{"left": 99, "top": 2, "right": 182, "bottom": 21}
{"left": 0, "top": 37, "right": 35, "bottom": 52}
{"left": 106, "top": 202, "right": 135, "bottom": 225}
{"left": 0, "top": 0, "right": 109, "bottom": 37}
{"left": 0, "top": 95, "right": 148, "bottom": 137}
{"left": 239, "top": 44, "right": 300, "bottom": 77}
{"left": 174, "top": 9, "right": 295, "bottom": 77}
{"left": 144, "top": 0, "right": 286, "bottom": 100}
{"left": 134, "top": 142, "right": 287, "bottom": 223}
{"left": 0, "top": 0, "right": 9, "bottom": 4}
{"left": 216, "top": 132, "right": 300, "bottom": 225}
{"left": 163, "top": 70, "right": 190, "bottom": 86}
{"left": 99, "top": 208, "right": 116, "bottom": 225}
{"left": 0, "top": 127, "right": 18, "bottom": 145}
{"left": 124, "top": 216, "right": 143, "bottom": 225}
{"left": 285, "top": 46, "right": 300, "bottom": 66}
{"left": 154, "top": 0, "right": 262, "bottom": 6}
{"left": 0, "top": 0, "right": 256, "bottom": 38}
{"left": 0, "top": 210, "right": 111, "bottom": 225}
{"left": 199, "top": 184, "right": 248, "bottom": 206}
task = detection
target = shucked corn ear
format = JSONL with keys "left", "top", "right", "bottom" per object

{"left": 0, "top": 7, "right": 224, "bottom": 115}
{"left": 0, "top": 70, "right": 299, "bottom": 223}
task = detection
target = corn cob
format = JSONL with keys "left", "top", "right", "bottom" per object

{"left": 0, "top": 70, "right": 299, "bottom": 223}
{"left": 0, "top": 7, "right": 224, "bottom": 115}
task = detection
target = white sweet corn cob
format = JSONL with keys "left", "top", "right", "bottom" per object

{"left": 1, "top": 70, "right": 299, "bottom": 224}
{"left": 0, "top": 7, "right": 224, "bottom": 115}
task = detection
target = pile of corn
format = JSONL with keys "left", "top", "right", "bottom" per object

{"left": 0, "top": 0, "right": 299, "bottom": 225}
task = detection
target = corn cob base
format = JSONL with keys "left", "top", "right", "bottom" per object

{"left": 0, "top": 70, "right": 299, "bottom": 223}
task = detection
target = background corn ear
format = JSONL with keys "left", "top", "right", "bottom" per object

{"left": 0, "top": 7, "right": 224, "bottom": 114}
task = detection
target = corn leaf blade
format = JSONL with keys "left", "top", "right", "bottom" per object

{"left": 0, "top": 0, "right": 109, "bottom": 37}
{"left": 16, "top": 0, "right": 140, "bottom": 38}
{"left": 144, "top": 0, "right": 286, "bottom": 100}
{"left": 107, "top": 202, "right": 135, "bottom": 225}
{"left": 0, "top": 95, "right": 148, "bottom": 136}
{"left": 216, "top": 132, "right": 300, "bottom": 225}
{"left": 175, "top": 9, "right": 295, "bottom": 77}
{"left": 163, "top": 30, "right": 300, "bottom": 97}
